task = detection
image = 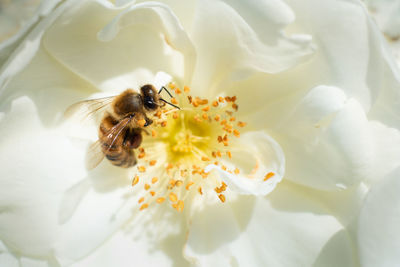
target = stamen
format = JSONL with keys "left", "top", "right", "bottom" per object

{"left": 132, "top": 176, "right": 139, "bottom": 186}
{"left": 130, "top": 84, "right": 249, "bottom": 212}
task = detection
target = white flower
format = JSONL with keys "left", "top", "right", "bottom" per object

{"left": 1, "top": 0, "right": 400, "bottom": 266}
{"left": 362, "top": 0, "right": 400, "bottom": 68}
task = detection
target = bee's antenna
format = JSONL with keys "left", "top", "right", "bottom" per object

{"left": 160, "top": 98, "right": 180, "bottom": 109}
{"left": 158, "top": 86, "right": 173, "bottom": 98}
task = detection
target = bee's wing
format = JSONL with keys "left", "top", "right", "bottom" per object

{"left": 86, "top": 140, "right": 105, "bottom": 170}
{"left": 86, "top": 116, "right": 133, "bottom": 170}
{"left": 64, "top": 96, "right": 115, "bottom": 123}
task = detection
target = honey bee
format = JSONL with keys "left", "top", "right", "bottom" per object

{"left": 65, "top": 84, "right": 179, "bottom": 169}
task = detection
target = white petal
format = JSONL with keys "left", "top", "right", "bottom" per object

{"left": 285, "top": 0, "right": 374, "bottom": 110}
{"left": 0, "top": 241, "right": 18, "bottom": 267}
{"left": 70, "top": 228, "right": 186, "bottom": 267}
{"left": 0, "top": 96, "right": 87, "bottom": 258}
{"left": 270, "top": 85, "right": 400, "bottom": 190}
{"left": 43, "top": 0, "right": 192, "bottom": 92}
{"left": 0, "top": 0, "right": 62, "bottom": 67}
{"left": 190, "top": 0, "right": 314, "bottom": 92}
{"left": 205, "top": 131, "right": 285, "bottom": 196}
{"left": 184, "top": 182, "right": 355, "bottom": 266}
{"left": 0, "top": 46, "right": 137, "bottom": 265}
{"left": 358, "top": 167, "right": 400, "bottom": 267}
{"left": 273, "top": 86, "right": 371, "bottom": 190}
{"left": 364, "top": 0, "right": 400, "bottom": 39}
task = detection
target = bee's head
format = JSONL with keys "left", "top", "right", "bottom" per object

{"left": 140, "top": 84, "right": 159, "bottom": 111}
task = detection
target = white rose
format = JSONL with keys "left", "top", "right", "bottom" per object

{"left": 1, "top": 0, "right": 400, "bottom": 266}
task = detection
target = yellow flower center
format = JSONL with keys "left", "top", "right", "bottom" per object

{"left": 131, "top": 84, "right": 248, "bottom": 212}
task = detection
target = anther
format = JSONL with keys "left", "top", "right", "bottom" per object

{"left": 218, "top": 194, "right": 226, "bottom": 203}
{"left": 132, "top": 176, "right": 139, "bottom": 186}
{"left": 156, "top": 197, "right": 165, "bottom": 204}
{"left": 202, "top": 106, "right": 210, "bottom": 112}
{"left": 238, "top": 121, "right": 247, "bottom": 127}
{"left": 186, "top": 181, "right": 194, "bottom": 190}
{"left": 169, "top": 192, "right": 178, "bottom": 202}
{"left": 138, "top": 166, "right": 146, "bottom": 172}
{"left": 264, "top": 172, "right": 275, "bottom": 181}
{"left": 140, "top": 203, "right": 149, "bottom": 210}
{"left": 171, "top": 98, "right": 178, "bottom": 105}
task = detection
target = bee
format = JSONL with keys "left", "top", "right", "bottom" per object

{"left": 65, "top": 84, "right": 179, "bottom": 169}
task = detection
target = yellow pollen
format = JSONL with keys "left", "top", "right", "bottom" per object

{"left": 184, "top": 85, "right": 190, "bottom": 92}
{"left": 150, "top": 191, "right": 156, "bottom": 196}
{"left": 171, "top": 98, "right": 178, "bottom": 105}
{"left": 151, "top": 177, "right": 158, "bottom": 184}
{"left": 173, "top": 112, "right": 179, "bottom": 119}
{"left": 186, "top": 181, "right": 194, "bottom": 190}
{"left": 138, "top": 152, "right": 145, "bottom": 159}
{"left": 138, "top": 166, "right": 146, "bottom": 172}
{"left": 161, "top": 121, "right": 167, "bottom": 127}
{"left": 218, "top": 194, "right": 226, "bottom": 203}
{"left": 169, "top": 192, "right": 178, "bottom": 202}
{"left": 201, "top": 156, "right": 210, "bottom": 161}
{"left": 132, "top": 176, "right": 139, "bottom": 186}
{"left": 138, "top": 197, "right": 145, "bottom": 204}
{"left": 144, "top": 184, "right": 150, "bottom": 190}
{"left": 172, "top": 200, "right": 184, "bottom": 212}
{"left": 149, "top": 160, "right": 157, "bottom": 166}
{"left": 169, "top": 83, "right": 176, "bottom": 89}
{"left": 233, "top": 129, "right": 240, "bottom": 137}
{"left": 218, "top": 96, "right": 224, "bottom": 103}
{"left": 202, "top": 106, "right": 210, "bottom": 112}
{"left": 238, "top": 121, "right": 247, "bottom": 127}
{"left": 198, "top": 187, "right": 203, "bottom": 195}
{"left": 234, "top": 168, "right": 240, "bottom": 174}
{"left": 140, "top": 203, "right": 149, "bottom": 210}
{"left": 264, "top": 172, "right": 275, "bottom": 181}
{"left": 175, "top": 180, "right": 183, "bottom": 187}
{"left": 156, "top": 197, "right": 165, "bottom": 204}
{"left": 137, "top": 119, "right": 146, "bottom": 127}
{"left": 212, "top": 101, "right": 219, "bottom": 107}
{"left": 151, "top": 130, "right": 157, "bottom": 137}
{"left": 175, "top": 88, "right": 182, "bottom": 94}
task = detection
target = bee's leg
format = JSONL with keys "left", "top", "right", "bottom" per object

{"left": 123, "top": 128, "right": 143, "bottom": 149}
{"left": 144, "top": 116, "right": 153, "bottom": 127}
{"left": 141, "top": 129, "right": 150, "bottom": 136}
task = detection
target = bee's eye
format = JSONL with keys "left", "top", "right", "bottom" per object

{"left": 144, "top": 97, "right": 157, "bottom": 110}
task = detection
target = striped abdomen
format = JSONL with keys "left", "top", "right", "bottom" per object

{"left": 99, "top": 115, "right": 142, "bottom": 168}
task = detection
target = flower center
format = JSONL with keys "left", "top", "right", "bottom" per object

{"left": 131, "top": 84, "right": 248, "bottom": 212}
